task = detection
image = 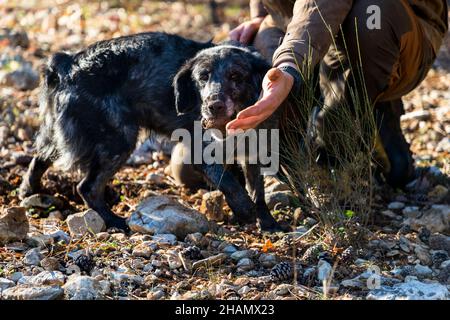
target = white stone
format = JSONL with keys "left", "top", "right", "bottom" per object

{"left": 238, "top": 285, "right": 252, "bottom": 296}
{"left": 66, "top": 209, "right": 106, "bottom": 236}
{"left": 127, "top": 196, "right": 210, "bottom": 239}
{"left": 403, "top": 205, "right": 449, "bottom": 234}
{"left": 23, "top": 248, "right": 43, "bottom": 266}
{"left": 258, "top": 253, "right": 278, "bottom": 268}
{"left": 132, "top": 241, "right": 156, "bottom": 258}
{"left": 20, "top": 194, "right": 63, "bottom": 209}
{"left": 166, "top": 253, "right": 183, "bottom": 270}
{"left": 152, "top": 233, "right": 177, "bottom": 245}
{"left": 18, "top": 271, "right": 65, "bottom": 286}
{"left": 9, "top": 272, "right": 23, "bottom": 283}
{"left": 367, "top": 280, "right": 448, "bottom": 300}
{"left": 109, "top": 272, "right": 143, "bottom": 286}
{"left": 414, "top": 264, "right": 433, "bottom": 277}
{"left": 236, "top": 258, "right": 254, "bottom": 272}
{"left": 63, "top": 275, "right": 104, "bottom": 300}
{"left": 146, "top": 173, "right": 165, "bottom": 184}
{"left": 2, "top": 285, "right": 63, "bottom": 300}
{"left": 388, "top": 202, "right": 405, "bottom": 210}
{"left": 414, "top": 246, "right": 432, "bottom": 266}
{"left": 0, "top": 278, "right": 15, "bottom": 292}
{"left": 402, "top": 206, "right": 421, "bottom": 219}
{"left": 317, "top": 260, "right": 332, "bottom": 282}
{"left": 0, "top": 207, "right": 29, "bottom": 244}
{"left": 222, "top": 244, "right": 238, "bottom": 255}
{"left": 230, "top": 250, "right": 252, "bottom": 262}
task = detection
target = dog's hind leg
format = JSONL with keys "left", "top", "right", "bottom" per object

{"left": 241, "top": 163, "right": 284, "bottom": 233}
{"left": 19, "top": 157, "right": 52, "bottom": 199}
{"left": 77, "top": 153, "right": 130, "bottom": 232}
{"left": 19, "top": 123, "right": 57, "bottom": 199}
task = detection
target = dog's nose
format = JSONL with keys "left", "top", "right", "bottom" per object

{"left": 207, "top": 101, "right": 226, "bottom": 115}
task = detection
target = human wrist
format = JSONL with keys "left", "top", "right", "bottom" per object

{"left": 277, "top": 63, "right": 301, "bottom": 95}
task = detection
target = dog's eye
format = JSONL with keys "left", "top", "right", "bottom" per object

{"left": 199, "top": 72, "right": 209, "bottom": 82}
{"left": 229, "top": 73, "right": 242, "bottom": 82}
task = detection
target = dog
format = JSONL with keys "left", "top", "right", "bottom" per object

{"left": 20, "top": 32, "right": 283, "bottom": 232}
{"left": 172, "top": 44, "right": 284, "bottom": 232}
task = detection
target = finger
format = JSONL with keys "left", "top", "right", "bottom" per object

{"left": 235, "top": 104, "right": 263, "bottom": 119}
{"left": 236, "top": 96, "right": 276, "bottom": 119}
{"left": 229, "top": 29, "right": 241, "bottom": 41}
{"left": 239, "top": 27, "right": 254, "bottom": 44}
{"left": 226, "top": 115, "right": 264, "bottom": 131}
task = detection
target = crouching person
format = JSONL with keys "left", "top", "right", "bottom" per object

{"left": 227, "top": 0, "right": 448, "bottom": 188}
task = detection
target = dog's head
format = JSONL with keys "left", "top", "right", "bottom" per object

{"left": 173, "top": 43, "right": 270, "bottom": 132}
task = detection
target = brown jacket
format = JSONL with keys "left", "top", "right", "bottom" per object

{"left": 250, "top": 0, "right": 448, "bottom": 68}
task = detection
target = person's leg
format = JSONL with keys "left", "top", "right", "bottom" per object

{"left": 375, "top": 100, "right": 415, "bottom": 187}
{"left": 318, "top": 0, "right": 435, "bottom": 187}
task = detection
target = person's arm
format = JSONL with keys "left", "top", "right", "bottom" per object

{"left": 227, "top": 0, "right": 354, "bottom": 133}
{"left": 250, "top": 0, "right": 267, "bottom": 19}
{"left": 272, "top": 0, "right": 354, "bottom": 69}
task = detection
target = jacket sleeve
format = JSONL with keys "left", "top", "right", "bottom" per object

{"left": 250, "top": 0, "right": 268, "bottom": 18}
{"left": 272, "top": 0, "right": 354, "bottom": 69}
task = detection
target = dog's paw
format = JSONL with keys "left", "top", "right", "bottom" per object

{"left": 230, "top": 215, "right": 256, "bottom": 226}
{"left": 105, "top": 216, "right": 130, "bottom": 233}
{"left": 18, "top": 182, "right": 35, "bottom": 200}
{"left": 257, "top": 218, "right": 286, "bottom": 234}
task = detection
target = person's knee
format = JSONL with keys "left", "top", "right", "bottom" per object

{"left": 344, "top": 0, "right": 407, "bottom": 31}
{"left": 342, "top": 0, "right": 409, "bottom": 54}
{"left": 252, "top": 16, "right": 285, "bottom": 62}
{"left": 168, "top": 143, "right": 205, "bottom": 189}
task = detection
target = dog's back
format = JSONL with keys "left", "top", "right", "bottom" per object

{"left": 38, "top": 32, "right": 211, "bottom": 172}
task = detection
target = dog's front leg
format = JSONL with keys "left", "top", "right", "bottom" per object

{"left": 201, "top": 163, "right": 256, "bottom": 225}
{"left": 19, "top": 157, "right": 52, "bottom": 199}
{"left": 241, "top": 163, "right": 284, "bottom": 232}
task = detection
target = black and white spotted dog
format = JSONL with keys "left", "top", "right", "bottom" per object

{"left": 20, "top": 32, "right": 284, "bottom": 232}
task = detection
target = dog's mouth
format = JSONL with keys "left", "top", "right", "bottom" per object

{"left": 201, "top": 117, "right": 229, "bottom": 130}
{"left": 201, "top": 111, "right": 237, "bottom": 131}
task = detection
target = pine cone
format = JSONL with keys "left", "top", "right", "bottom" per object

{"left": 221, "top": 288, "right": 240, "bottom": 300}
{"left": 75, "top": 254, "right": 95, "bottom": 273}
{"left": 270, "top": 262, "right": 293, "bottom": 282}
{"left": 400, "top": 265, "right": 416, "bottom": 278}
{"left": 301, "top": 244, "right": 323, "bottom": 264}
{"left": 340, "top": 246, "right": 354, "bottom": 263}
{"left": 182, "top": 246, "right": 202, "bottom": 260}
{"left": 431, "top": 251, "right": 448, "bottom": 268}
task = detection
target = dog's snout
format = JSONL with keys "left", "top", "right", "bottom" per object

{"left": 207, "top": 100, "right": 226, "bottom": 114}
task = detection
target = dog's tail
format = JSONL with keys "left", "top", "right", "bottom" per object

{"left": 43, "top": 52, "right": 73, "bottom": 88}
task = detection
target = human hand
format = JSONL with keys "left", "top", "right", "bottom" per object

{"left": 226, "top": 66, "right": 295, "bottom": 134}
{"left": 229, "top": 17, "right": 264, "bottom": 44}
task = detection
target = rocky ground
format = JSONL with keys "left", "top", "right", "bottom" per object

{"left": 0, "top": 1, "right": 449, "bottom": 300}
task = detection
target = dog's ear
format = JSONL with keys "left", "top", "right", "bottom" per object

{"left": 173, "top": 59, "right": 199, "bottom": 115}
{"left": 248, "top": 52, "right": 271, "bottom": 88}
{"left": 249, "top": 52, "right": 271, "bottom": 76}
